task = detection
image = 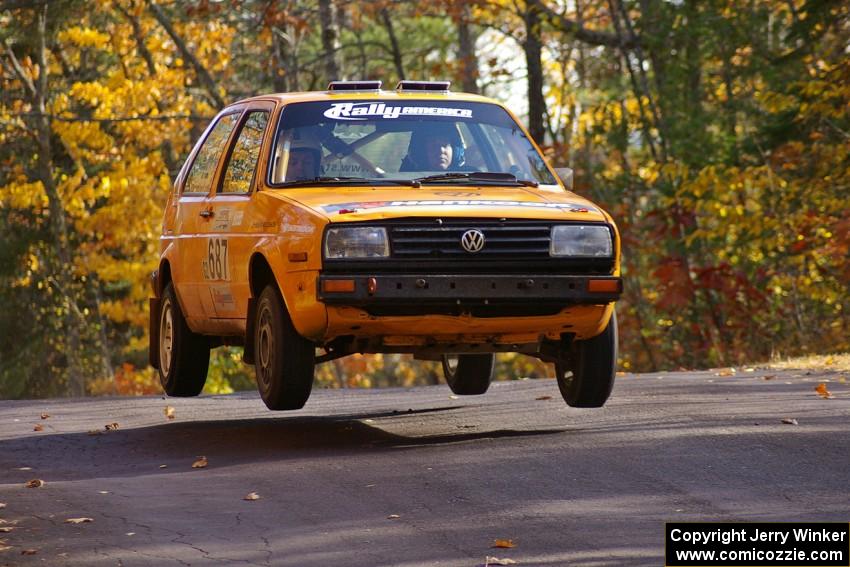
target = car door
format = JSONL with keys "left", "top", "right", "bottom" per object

{"left": 205, "top": 103, "right": 275, "bottom": 325}
{"left": 172, "top": 108, "right": 243, "bottom": 328}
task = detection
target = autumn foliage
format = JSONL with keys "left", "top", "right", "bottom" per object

{"left": 0, "top": 0, "right": 847, "bottom": 397}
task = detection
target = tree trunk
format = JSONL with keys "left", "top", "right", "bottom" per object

{"left": 457, "top": 3, "right": 479, "bottom": 93}
{"left": 380, "top": 7, "right": 405, "bottom": 81}
{"left": 318, "top": 0, "right": 341, "bottom": 81}
{"left": 31, "top": 5, "right": 86, "bottom": 396}
{"left": 523, "top": 1, "right": 547, "bottom": 145}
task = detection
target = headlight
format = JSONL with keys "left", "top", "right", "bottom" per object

{"left": 550, "top": 225, "right": 613, "bottom": 257}
{"left": 324, "top": 226, "right": 390, "bottom": 259}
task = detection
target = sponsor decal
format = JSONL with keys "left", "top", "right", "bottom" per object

{"left": 232, "top": 210, "right": 244, "bottom": 227}
{"left": 281, "top": 223, "right": 314, "bottom": 234}
{"left": 323, "top": 102, "right": 473, "bottom": 121}
{"left": 210, "top": 285, "right": 236, "bottom": 312}
{"left": 211, "top": 208, "right": 231, "bottom": 231}
{"left": 318, "top": 200, "right": 595, "bottom": 214}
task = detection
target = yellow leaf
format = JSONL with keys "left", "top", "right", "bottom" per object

{"left": 387, "top": 514, "right": 400, "bottom": 519}
{"left": 243, "top": 492, "right": 260, "bottom": 501}
{"left": 164, "top": 406, "right": 175, "bottom": 420}
{"left": 33, "top": 424, "right": 43, "bottom": 432}
{"left": 493, "top": 539, "right": 516, "bottom": 549}
{"left": 64, "top": 518, "right": 93, "bottom": 524}
{"left": 40, "top": 413, "right": 50, "bottom": 420}
{"left": 192, "top": 456, "right": 208, "bottom": 469}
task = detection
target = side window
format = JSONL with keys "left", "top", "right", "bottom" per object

{"left": 183, "top": 113, "right": 239, "bottom": 194}
{"left": 220, "top": 111, "right": 270, "bottom": 194}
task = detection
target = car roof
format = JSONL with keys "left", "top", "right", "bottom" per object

{"left": 227, "top": 90, "right": 503, "bottom": 108}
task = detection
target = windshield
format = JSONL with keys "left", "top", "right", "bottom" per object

{"left": 268, "top": 100, "right": 557, "bottom": 186}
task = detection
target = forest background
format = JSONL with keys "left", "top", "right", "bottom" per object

{"left": 0, "top": 0, "right": 847, "bottom": 398}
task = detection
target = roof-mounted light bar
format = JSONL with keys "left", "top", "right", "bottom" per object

{"left": 327, "top": 80, "right": 382, "bottom": 92}
{"left": 395, "top": 80, "right": 451, "bottom": 92}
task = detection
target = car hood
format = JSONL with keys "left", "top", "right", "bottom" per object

{"left": 267, "top": 185, "right": 609, "bottom": 223}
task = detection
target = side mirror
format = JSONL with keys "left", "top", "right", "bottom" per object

{"left": 554, "top": 167, "right": 574, "bottom": 191}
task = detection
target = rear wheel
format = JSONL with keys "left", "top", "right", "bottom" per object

{"left": 158, "top": 283, "right": 209, "bottom": 396}
{"left": 556, "top": 312, "right": 618, "bottom": 408}
{"left": 441, "top": 354, "right": 494, "bottom": 395}
{"left": 254, "top": 283, "right": 315, "bottom": 410}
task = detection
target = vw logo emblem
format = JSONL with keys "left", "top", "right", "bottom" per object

{"left": 460, "top": 229, "right": 485, "bottom": 253}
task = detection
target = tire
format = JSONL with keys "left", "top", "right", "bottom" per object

{"left": 158, "top": 283, "right": 210, "bottom": 397}
{"left": 254, "top": 283, "right": 315, "bottom": 410}
{"left": 556, "top": 312, "right": 618, "bottom": 408}
{"left": 441, "top": 354, "right": 494, "bottom": 395}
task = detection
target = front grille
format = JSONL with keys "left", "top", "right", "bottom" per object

{"left": 390, "top": 221, "right": 552, "bottom": 258}
{"left": 322, "top": 218, "right": 616, "bottom": 275}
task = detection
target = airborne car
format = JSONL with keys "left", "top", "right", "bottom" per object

{"left": 149, "top": 80, "right": 622, "bottom": 410}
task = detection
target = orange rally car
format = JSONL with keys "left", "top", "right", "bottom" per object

{"left": 149, "top": 80, "right": 622, "bottom": 410}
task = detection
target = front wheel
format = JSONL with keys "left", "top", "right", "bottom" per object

{"left": 254, "top": 284, "right": 315, "bottom": 410}
{"left": 556, "top": 312, "right": 618, "bottom": 408}
{"left": 441, "top": 354, "right": 494, "bottom": 395}
{"left": 158, "top": 283, "right": 209, "bottom": 396}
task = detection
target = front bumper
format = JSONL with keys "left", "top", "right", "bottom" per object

{"left": 318, "top": 274, "right": 621, "bottom": 310}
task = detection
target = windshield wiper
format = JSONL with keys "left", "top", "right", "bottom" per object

{"left": 276, "top": 176, "right": 419, "bottom": 188}
{"left": 276, "top": 176, "right": 373, "bottom": 187}
{"left": 412, "top": 171, "right": 539, "bottom": 187}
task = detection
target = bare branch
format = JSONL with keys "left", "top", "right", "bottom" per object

{"left": 528, "top": 0, "right": 635, "bottom": 48}
{"left": 2, "top": 40, "right": 37, "bottom": 99}
{"left": 145, "top": 0, "right": 225, "bottom": 108}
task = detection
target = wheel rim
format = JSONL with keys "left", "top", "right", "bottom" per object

{"left": 257, "top": 305, "right": 274, "bottom": 388}
{"left": 159, "top": 298, "right": 173, "bottom": 375}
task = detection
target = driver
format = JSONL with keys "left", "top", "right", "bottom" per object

{"left": 283, "top": 130, "right": 322, "bottom": 181}
{"left": 400, "top": 123, "right": 466, "bottom": 171}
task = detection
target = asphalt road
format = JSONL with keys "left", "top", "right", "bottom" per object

{"left": 1, "top": 368, "right": 848, "bottom": 566}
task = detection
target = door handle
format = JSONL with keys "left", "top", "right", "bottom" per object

{"left": 199, "top": 209, "right": 214, "bottom": 218}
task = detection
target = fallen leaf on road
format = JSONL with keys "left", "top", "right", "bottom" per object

{"left": 387, "top": 514, "right": 400, "bottom": 519}
{"left": 21, "top": 549, "right": 37, "bottom": 555}
{"left": 493, "top": 539, "right": 516, "bottom": 549}
{"left": 32, "top": 424, "right": 43, "bottom": 432}
{"left": 0, "top": 528, "right": 14, "bottom": 533}
{"left": 744, "top": 367, "right": 755, "bottom": 372}
{"left": 615, "top": 371, "right": 628, "bottom": 376}
{"left": 192, "top": 456, "right": 208, "bottom": 469}
{"left": 715, "top": 368, "right": 736, "bottom": 377}
{"left": 126, "top": 532, "right": 135, "bottom": 536}
{"left": 815, "top": 383, "right": 834, "bottom": 399}
{"left": 243, "top": 492, "right": 260, "bottom": 501}
{"left": 64, "top": 518, "right": 93, "bottom": 524}
{"left": 87, "top": 429, "right": 102, "bottom": 436}
{"left": 159, "top": 464, "right": 167, "bottom": 469}
{"left": 25, "top": 479, "right": 43, "bottom": 488}
{"left": 104, "top": 422, "right": 119, "bottom": 431}
{"left": 164, "top": 406, "right": 175, "bottom": 420}
{"left": 781, "top": 418, "right": 799, "bottom": 425}
{"left": 98, "top": 491, "right": 110, "bottom": 494}
{"left": 0, "top": 503, "right": 5, "bottom": 509}
{"left": 535, "top": 396, "right": 552, "bottom": 401}
{"left": 449, "top": 395, "right": 459, "bottom": 400}
{"left": 485, "top": 557, "right": 517, "bottom": 566}
{"left": 40, "top": 413, "right": 49, "bottom": 420}
{"left": 17, "top": 467, "right": 31, "bottom": 471}
{"left": 0, "top": 544, "right": 11, "bottom": 552}
{"left": 762, "top": 375, "right": 776, "bottom": 380}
